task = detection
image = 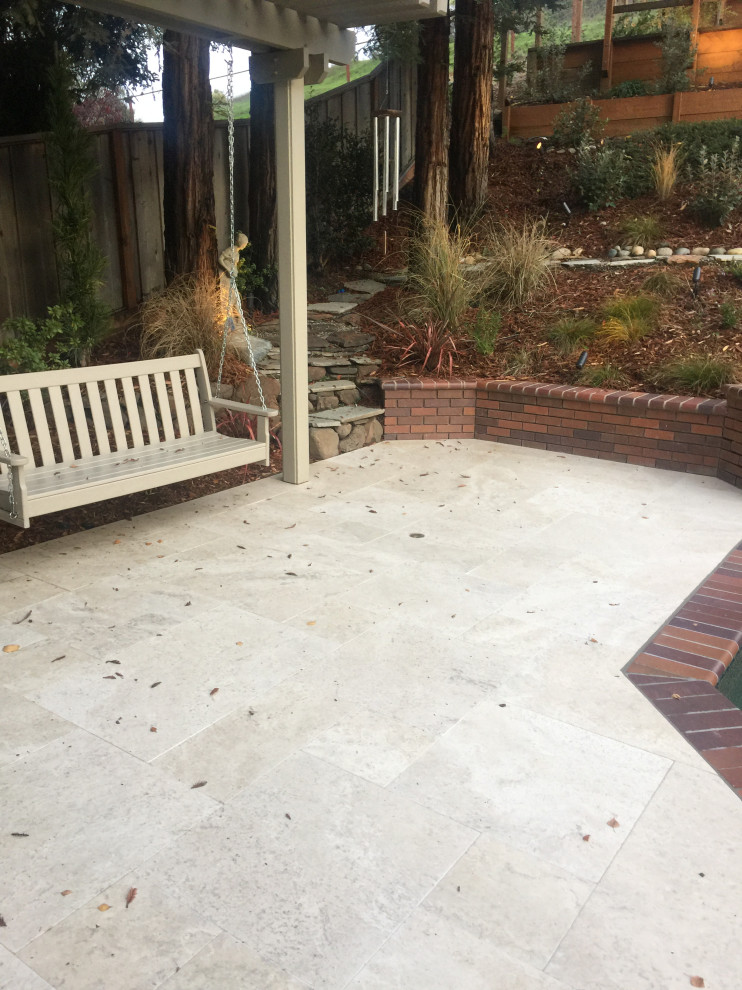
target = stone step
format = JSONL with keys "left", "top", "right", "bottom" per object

{"left": 308, "top": 405, "right": 384, "bottom": 428}
{"left": 344, "top": 278, "right": 387, "bottom": 296}
{"left": 309, "top": 379, "right": 357, "bottom": 394}
{"left": 307, "top": 301, "right": 358, "bottom": 315}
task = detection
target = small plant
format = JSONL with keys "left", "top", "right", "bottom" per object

{"left": 578, "top": 363, "right": 631, "bottom": 389}
{"left": 690, "top": 138, "right": 742, "bottom": 227}
{"left": 234, "top": 246, "right": 277, "bottom": 305}
{"left": 385, "top": 319, "right": 461, "bottom": 376}
{"left": 606, "top": 79, "right": 649, "bottom": 98}
{"left": 470, "top": 308, "right": 501, "bottom": 355}
{"left": 505, "top": 345, "right": 542, "bottom": 377}
{"left": 720, "top": 301, "right": 740, "bottom": 329}
{"left": 655, "top": 355, "right": 739, "bottom": 394}
{"left": 730, "top": 263, "right": 742, "bottom": 285}
{"left": 618, "top": 215, "right": 663, "bottom": 247}
{"left": 552, "top": 98, "right": 605, "bottom": 150}
{"left": 407, "top": 215, "right": 476, "bottom": 329}
{"left": 548, "top": 316, "right": 597, "bottom": 354}
{"left": 0, "top": 305, "right": 78, "bottom": 375}
{"left": 480, "top": 218, "right": 555, "bottom": 307}
{"left": 655, "top": 18, "right": 697, "bottom": 94}
{"left": 573, "top": 141, "right": 628, "bottom": 211}
{"left": 599, "top": 295, "right": 658, "bottom": 342}
{"left": 650, "top": 142, "right": 682, "bottom": 200}
{"left": 642, "top": 270, "right": 685, "bottom": 298}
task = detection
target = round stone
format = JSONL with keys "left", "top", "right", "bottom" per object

{"left": 692, "top": 247, "right": 710, "bottom": 256}
{"left": 607, "top": 248, "right": 618, "bottom": 258}
{"left": 709, "top": 247, "right": 726, "bottom": 255}
{"left": 675, "top": 247, "right": 690, "bottom": 255}
{"left": 618, "top": 250, "right": 630, "bottom": 258}
{"left": 646, "top": 249, "right": 657, "bottom": 258}
{"left": 551, "top": 247, "right": 571, "bottom": 260}
{"left": 657, "top": 247, "right": 673, "bottom": 257}
{"left": 631, "top": 245, "right": 644, "bottom": 256}
{"left": 728, "top": 247, "right": 742, "bottom": 255}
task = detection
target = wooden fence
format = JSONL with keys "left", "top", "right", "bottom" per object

{"left": 504, "top": 84, "right": 742, "bottom": 138}
{"left": 0, "top": 59, "right": 415, "bottom": 324}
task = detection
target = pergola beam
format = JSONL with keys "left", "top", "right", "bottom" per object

{"left": 72, "top": 0, "right": 355, "bottom": 60}
{"left": 271, "top": 0, "right": 447, "bottom": 28}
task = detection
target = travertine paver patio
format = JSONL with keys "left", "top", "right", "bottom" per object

{"left": 1, "top": 439, "right": 742, "bottom": 990}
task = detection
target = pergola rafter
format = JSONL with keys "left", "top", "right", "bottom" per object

{"left": 67, "top": 0, "right": 446, "bottom": 484}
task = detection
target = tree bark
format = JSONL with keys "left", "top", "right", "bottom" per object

{"left": 162, "top": 30, "right": 217, "bottom": 282}
{"left": 247, "top": 79, "right": 278, "bottom": 310}
{"left": 413, "top": 14, "right": 450, "bottom": 224}
{"left": 449, "top": 0, "right": 495, "bottom": 217}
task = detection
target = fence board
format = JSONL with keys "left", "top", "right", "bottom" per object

{"left": 130, "top": 128, "right": 164, "bottom": 298}
{"left": 89, "top": 134, "right": 122, "bottom": 309}
{"left": 11, "top": 141, "right": 58, "bottom": 319}
{"left": 0, "top": 146, "right": 25, "bottom": 319}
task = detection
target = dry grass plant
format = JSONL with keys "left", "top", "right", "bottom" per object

{"left": 642, "top": 269, "right": 685, "bottom": 298}
{"left": 139, "top": 273, "right": 239, "bottom": 377}
{"left": 406, "top": 216, "right": 478, "bottom": 330}
{"left": 654, "top": 355, "right": 739, "bottom": 394}
{"left": 599, "top": 295, "right": 659, "bottom": 343}
{"left": 480, "top": 218, "right": 555, "bottom": 307}
{"left": 651, "top": 143, "right": 683, "bottom": 201}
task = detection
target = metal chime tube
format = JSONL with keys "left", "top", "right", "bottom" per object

{"left": 393, "top": 115, "right": 401, "bottom": 212}
{"left": 373, "top": 116, "right": 379, "bottom": 222}
{"left": 382, "top": 114, "right": 390, "bottom": 217}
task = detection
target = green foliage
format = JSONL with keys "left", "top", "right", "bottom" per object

{"left": 720, "top": 301, "right": 741, "bottom": 330}
{"left": 618, "top": 215, "right": 663, "bottom": 247}
{"left": 552, "top": 98, "right": 604, "bottom": 150}
{"left": 305, "top": 111, "right": 374, "bottom": 270}
{"left": 408, "top": 216, "right": 476, "bottom": 330}
{"left": 613, "top": 9, "right": 664, "bottom": 37}
{"left": 46, "top": 61, "right": 111, "bottom": 361}
{"left": 505, "top": 345, "right": 542, "bottom": 376}
{"left": 480, "top": 218, "right": 555, "bottom": 307}
{"left": 605, "top": 79, "right": 650, "bottom": 98}
{"left": 655, "top": 355, "right": 739, "bottom": 394}
{"left": 470, "top": 308, "right": 501, "bottom": 355}
{"left": 730, "top": 263, "right": 742, "bottom": 285}
{"left": 655, "top": 18, "right": 696, "bottom": 94}
{"left": 578, "top": 363, "right": 631, "bottom": 389}
{"left": 573, "top": 142, "right": 628, "bottom": 211}
{"left": 527, "top": 43, "right": 590, "bottom": 104}
{"left": 642, "top": 270, "right": 685, "bottom": 298}
{"left": 631, "top": 120, "right": 742, "bottom": 171}
{"left": 689, "top": 138, "right": 742, "bottom": 227}
{"left": 0, "top": 305, "right": 78, "bottom": 374}
{"left": 600, "top": 295, "right": 659, "bottom": 342}
{"left": 234, "top": 247, "right": 277, "bottom": 301}
{"left": 548, "top": 316, "right": 597, "bottom": 354}
{"left": 364, "top": 22, "right": 420, "bottom": 63}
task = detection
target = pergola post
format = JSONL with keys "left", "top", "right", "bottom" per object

{"left": 251, "top": 48, "right": 325, "bottom": 485}
{"left": 600, "top": 0, "right": 615, "bottom": 93}
{"left": 571, "top": 0, "right": 583, "bottom": 41}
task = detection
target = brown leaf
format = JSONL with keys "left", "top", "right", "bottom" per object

{"left": 209, "top": 688, "right": 219, "bottom": 697}
{"left": 103, "top": 675, "right": 116, "bottom": 680}
{"left": 690, "top": 978, "right": 705, "bottom": 988}
{"left": 191, "top": 780, "right": 207, "bottom": 789}
{"left": 12, "top": 610, "right": 32, "bottom": 624}
{"left": 2, "top": 645, "right": 20, "bottom": 653}
{"left": 11, "top": 832, "right": 28, "bottom": 837}
{"left": 149, "top": 726, "right": 157, "bottom": 733}
{"left": 97, "top": 904, "right": 111, "bottom": 912}
{"left": 285, "top": 813, "right": 291, "bottom": 820}
{"left": 672, "top": 693, "right": 682, "bottom": 699}
{"left": 582, "top": 834, "right": 591, "bottom": 842}
{"left": 51, "top": 655, "right": 65, "bottom": 663}
{"left": 150, "top": 681, "right": 161, "bottom": 689}
{"left": 61, "top": 890, "right": 72, "bottom": 896}
{"left": 606, "top": 818, "right": 620, "bottom": 829}
{"left": 0, "top": 914, "right": 5, "bottom": 927}
{"left": 125, "top": 887, "right": 137, "bottom": 909}
{"left": 113, "top": 540, "right": 121, "bottom": 545}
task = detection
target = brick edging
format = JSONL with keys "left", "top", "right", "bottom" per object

{"left": 625, "top": 542, "right": 742, "bottom": 800}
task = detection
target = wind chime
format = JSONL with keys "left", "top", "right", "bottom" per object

{"left": 372, "top": 108, "right": 402, "bottom": 222}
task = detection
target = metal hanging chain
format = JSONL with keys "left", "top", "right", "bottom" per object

{"left": 216, "top": 46, "right": 267, "bottom": 412}
{"left": 0, "top": 425, "right": 17, "bottom": 520}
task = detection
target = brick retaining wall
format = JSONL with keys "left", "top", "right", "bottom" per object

{"left": 382, "top": 378, "right": 742, "bottom": 486}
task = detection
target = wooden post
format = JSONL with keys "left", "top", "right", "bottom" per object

{"left": 571, "top": 0, "right": 583, "bottom": 42}
{"left": 600, "top": 0, "right": 615, "bottom": 93}
{"left": 535, "top": 7, "right": 543, "bottom": 48}
{"left": 691, "top": 0, "right": 701, "bottom": 77}
{"left": 510, "top": 30, "right": 515, "bottom": 57}
{"left": 499, "top": 29, "right": 509, "bottom": 111}
{"left": 109, "top": 129, "right": 138, "bottom": 310}
{"left": 672, "top": 89, "right": 683, "bottom": 121}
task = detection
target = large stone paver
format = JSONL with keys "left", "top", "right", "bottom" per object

{"left": 1, "top": 440, "right": 741, "bottom": 989}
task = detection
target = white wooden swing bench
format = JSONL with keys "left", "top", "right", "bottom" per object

{"left": 0, "top": 350, "right": 278, "bottom": 529}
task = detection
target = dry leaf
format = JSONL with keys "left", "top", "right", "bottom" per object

{"left": 2, "top": 645, "right": 20, "bottom": 653}
{"left": 113, "top": 540, "right": 121, "bottom": 545}
{"left": 582, "top": 834, "right": 591, "bottom": 842}
{"left": 607, "top": 818, "right": 620, "bottom": 829}
{"left": 149, "top": 726, "right": 157, "bottom": 733}
{"left": 150, "top": 681, "right": 161, "bottom": 689}
{"left": 191, "top": 780, "right": 207, "bottom": 789}
{"left": 672, "top": 693, "right": 681, "bottom": 699}
{"left": 306, "top": 621, "right": 316, "bottom": 626}
{"left": 690, "top": 978, "right": 705, "bottom": 988}
{"left": 61, "top": 890, "right": 72, "bottom": 896}
{"left": 97, "top": 904, "right": 111, "bottom": 912}
{"left": 236, "top": 641, "right": 243, "bottom": 645}
{"left": 125, "top": 887, "right": 137, "bottom": 909}
{"left": 0, "top": 915, "right": 5, "bottom": 927}
{"left": 11, "top": 832, "right": 28, "bottom": 837}
{"left": 209, "top": 687, "right": 219, "bottom": 697}
{"left": 13, "top": 610, "right": 32, "bottom": 624}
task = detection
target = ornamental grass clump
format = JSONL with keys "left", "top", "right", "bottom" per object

{"left": 480, "top": 218, "right": 555, "bottom": 307}
{"left": 578, "top": 363, "right": 632, "bottom": 389}
{"left": 642, "top": 269, "right": 685, "bottom": 299}
{"left": 599, "top": 295, "right": 659, "bottom": 343}
{"left": 548, "top": 316, "right": 597, "bottom": 354}
{"left": 618, "top": 215, "right": 663, "bottom": 247}
{"left": 407, "top": 216, "right": 477, "bottom": 330}
{"left": 650, "top": 142, "right": 682, "bottom": 201}
{"left": 655, "top": 355, "right": 739, "bottom": 394}
{"left": 384, "top": 318, "right": 461, "bottom": 377}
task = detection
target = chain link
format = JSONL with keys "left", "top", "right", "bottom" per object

{"left": 216, "top": 45, "right": 267, "bottom": 412}
{"left": 0, "top": 424, "right": 17, "bottom": 520}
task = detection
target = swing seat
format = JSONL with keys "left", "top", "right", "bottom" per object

{"left": 0, "top": 351, "right": 277, "bottom": 528}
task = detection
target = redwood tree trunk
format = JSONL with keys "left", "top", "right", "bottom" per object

{"left": 449, "top": 0, "right": 495, "bottom": 216}
{"left": 247, "top": 79, "right": 278, "bottom": 310}
{"left": 162, "top": 30, "right": 217, "bottom": 282}
{"left": 413, "top": 14, "right": 450, "bottom": 224}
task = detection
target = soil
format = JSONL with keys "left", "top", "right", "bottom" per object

{"left": 351, "top": 140, "right": 742, "bottom": 394}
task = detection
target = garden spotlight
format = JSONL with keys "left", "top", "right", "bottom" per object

{"left": 576, "top": 350, "right": 588, "bottom": 370}
{"left": 692, "top": 265, "right": 702, "bottom": 299}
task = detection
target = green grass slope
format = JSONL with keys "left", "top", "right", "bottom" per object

{"left": 231, "top": 59, "right": 379, "bottom": 118}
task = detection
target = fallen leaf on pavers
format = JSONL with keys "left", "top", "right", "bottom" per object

{"left": 51, "top": 655, "right": 65, "bottom": 663}
{"left": 13, "top": 610, "right": 32, "bottom": 624}
{"left": 0, "top": 915, "right": 5, "bottom": 927}
{"left": 209, "top": 688, "right": 219, "bottom": 697}
{"left": 113, "top": 540, "right": 121, "bottom": 545}
{"left": 97, "top": 904, "right": 111, "bottom": 912}
{"left": 149, "top": 726, "right": 157, "bottom": 733}
{"left": 236, "top": 641, "right": 243, "bottom": 645}
{"left": 191, "top": 781, "right": 207, "bottom": 789}
{"left": 61, "top": 890, "right": 72, "bottom": 896}
{"left": 11, "top": 833, "right": 28, "bottom": 837}
{"left": 690, "top": 978, "right": 705, "bottom": 988}
{"left": 306, "top": 622, "right": 316, "bottom": 627}
{"left": 103, "top": 675, "right": 116, "bottom": 680}
{"left": 672, "top": 693, "right": 682, "bottom": 699}
{"left": 607, "top": 818, "right": 620, "bottom": 829}
{"left": 285, "top": 523, "right": 296, "bottom": 530}
{"left": 409, "top": 533, "right": 425, "bottom": 539}
{"left": 125, "top": 887, "right": 137, "bottom": 909}
{"left": 151, "top": 681, "right": 161, "bottom": 689}
{"left": 285, "top": 572, "right": 298, "bottom": 577}
{"left": 582, "top": 835, "right": 591, "bottom": 842}
{"left": 2, "top": 645, "right": 20, "bottom": 653}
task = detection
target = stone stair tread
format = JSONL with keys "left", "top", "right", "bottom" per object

{"left": 343, "top": 278, "right": 387, "bottom": 296}
{"left": 309, "top": 380, "right": 357, "bottom": 394}
{"left": 309, "top": 405, "right": 384, "bottom": 427}
{"left": 307, "top": 301, "right": 358, "bottom": 315}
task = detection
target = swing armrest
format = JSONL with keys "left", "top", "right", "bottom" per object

{"left": 208, "top": 398, "right": 279, "bottom": 418}
{"left": 0, "top": 452, "right": 28, "bottom": 468}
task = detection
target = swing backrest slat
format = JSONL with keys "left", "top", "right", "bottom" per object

{"left": 47, "top": 385, "right": 76, "bottom": 463}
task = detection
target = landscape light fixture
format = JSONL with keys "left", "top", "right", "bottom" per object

{"left": 692, "top": 265, "right": 702, "bottom": 299}
{"left": 576, "top": 350, "right": 588, "bottom": 369}
{"left": 709, "top": 76, "right": 715, "bottom": 88}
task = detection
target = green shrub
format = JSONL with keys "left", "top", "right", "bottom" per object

{"left": 606, "top": 79, "right": 649, "bottom": 98}
{"left": 0, "top": 305, "right": 78, "bottom": 374}
{"left": 573, "top": 142, "right": 628, "bottom": 211}
{"left": 655, "top": 19, "right": 697, "bottom": 94}
{"left": 655, "top": 355, "right": 739, "bottom": 394}
{"left": 690, "top": 137, "right": 742, "bottom": 227}
{"left": 552, "top": 98, "right": 605, "bottom": 149}
{"left": 548, "top": 316, "right": 597, "bottom": 354}
{"left": 305, "top": 110, "right": 374, "bottom": 269}
{"left": 627, "top": 120, "right": 742, "bottom": 173}
{"left": 470, "top": 308, "right": 501, "bottom": 355}
{"left": 720, "top": 301, "right": 740, "bottom": 329}
{"left": 578, "top": 363, "right": 631, "bottom": 389}
{"left": 730, "top": 263, "right": 742, "bottom": 285}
